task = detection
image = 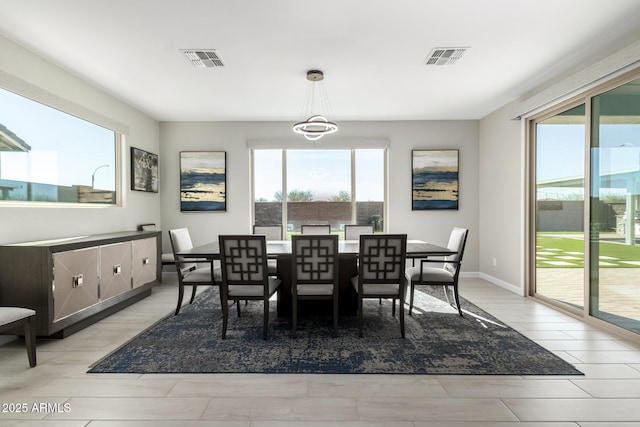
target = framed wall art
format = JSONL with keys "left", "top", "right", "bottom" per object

{"left": 179, "top": 151, "right": 226, "bottom": 212}
{"left": 131, "top": 147, "right": 158, "bottom": 193}
{"left": 411, "top": 149, "right": 459, "bottom": 210}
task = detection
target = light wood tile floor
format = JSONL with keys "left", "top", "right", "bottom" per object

{"left": 1, "top": 272, "right": 640, "bottom": 426}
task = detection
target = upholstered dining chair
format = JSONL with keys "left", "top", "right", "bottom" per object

{"left": 168, "top": 228, "right": 221, "bottom": 315}
{"left": 351, "top": 234, "right": 408, "bottom": 338}
{"left": 218, "top": 235, "right": 282, "bottom": 340}
{"left": 253, "top": 225, "right": 282, "bottom": 276}
{"left": 301, "top": 224, "right": 331, "bottom": 235}
{"left": 291, "top": 234, "right": 340, "bottom": 337}
{"left": 252, "top": 225, "right": 283, "bottom": 241}
{"left": 344, "top": 224, "right": 374, "bottom": 240}
{"left": 405, "top": 227, "right": 469, "bottom": 317}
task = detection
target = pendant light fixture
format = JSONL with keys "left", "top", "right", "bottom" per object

{"left": 292, "top": 70, "right": 338, "bottom": 141}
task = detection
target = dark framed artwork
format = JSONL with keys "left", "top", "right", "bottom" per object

{"left": 180, "top": 151, "right": 226, "bottom": 212}
{"left": 131, "top": 147, "right": 158, "bottom": 193}
{"left": 411, "top": 149, "right": 459, "bottom": 210}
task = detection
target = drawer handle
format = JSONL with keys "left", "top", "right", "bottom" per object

{"left": 142, "top": 257, "right": 150, "bottom": 265}
{"left": 113, "top": 264, "right": 122, "bottom": 276}
{"left": 72, "top": 274, "right": 84, "bottom": 288}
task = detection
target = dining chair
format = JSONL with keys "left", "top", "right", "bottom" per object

{"left": 218, "top": 235, "right": 282, "bottom": 340}
{"left": 351, "top": 234, "right": 408, "bottom": 338}
{"left": 344, "top": 224, "right": 374, "bottom": 240}
{"left": 252, "top": 225, "right": 283, "bottom": 241}
{"left": 168, "top": 228, "right": 221, "bottom": 315}
{"left": 301, "top": 224, "right": 331, "bottom": 235}
{"left": 253, "top": 225, "right": 282, "bottom": 276}
{"left": 406, "top": 227, "right": 469, "bottom": 317}
{"left": 291, "top": 234, "right": 339, "bottom": 337}
{"left": 138, "top": 223, "right": 174, "bottom": 268}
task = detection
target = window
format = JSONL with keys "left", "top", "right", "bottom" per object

{"left": 0, "top": 87, "right": 119, "bottom": 205}
{"left": 252, "top": 148, "right": 386, "bottom": 237}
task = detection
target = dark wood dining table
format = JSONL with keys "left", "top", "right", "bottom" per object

{"left": 177, "top": 239, "right": 456, "bottom": 316}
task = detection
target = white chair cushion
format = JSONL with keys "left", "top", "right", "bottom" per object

{"left": 350, "top": 277, "right": 400, "bottom": 296}
{"left": 0, "top": 307, "right": 36, "bottom": 325}
{"left": 406, "top": 266, "right": 454, "bottom": 283}
{"left": 228, "top": 277, "right": 281, "bottom": 297}
{"left": 296, "top": 283, "right": 334, "bottom": 296}
{"left": 182, "top": 266, "right": 221, "bottom": 283}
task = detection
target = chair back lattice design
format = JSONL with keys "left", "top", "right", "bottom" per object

{"left": 444, "top": 227, "right": 468, "bottom": 274}
{"left": 168, "top": 228, "right": 198, "bottom": 275}
{"left": 359, "top": 234, "right": 407, "bottom": 283}
{"left": 219, "top": 235, "right": 267, "bottom": 284}
{"left": 292, "top": 235, "right": 339, "bottom": 283}
{"left": 301, "top": 224, "right": 331, "bottom": 235}
{"left": 344, "top": 225, "right": 374, "bottom": 241}
{"left": 253, "top": 225, "right": 282, "bottom": 241}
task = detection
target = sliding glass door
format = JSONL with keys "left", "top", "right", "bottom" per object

{"left": 534, "top": 104, "right": 586, "bottom": 311}
{"left": 589, "top": 78, "right": 640, "bottom": 333}
{"left": 531, "top": 72, "right": 640, "bottom": 336}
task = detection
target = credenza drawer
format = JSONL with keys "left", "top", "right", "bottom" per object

{"left": 52, "top": 247, "right": 99, "bottom": 322}
{"left": 100, "top": 241, "right": 133, "bottom": 300}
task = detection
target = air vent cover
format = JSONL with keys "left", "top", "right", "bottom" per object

{"left": 425, "top": 47, "right": 469, "bottom": 66}
{"left": 182, "top": 50, "right": 225, "bottom": 68}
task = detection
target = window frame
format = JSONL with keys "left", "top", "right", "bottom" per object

{"left": 251, "top": 148, "right": 388, "bottom": 237}
{"left": 0, "top": 80, "right": 124, "bottom": 208}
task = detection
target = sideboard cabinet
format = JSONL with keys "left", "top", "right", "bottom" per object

{"left": 0, "top": 231, "right": 161, "bottom": 337}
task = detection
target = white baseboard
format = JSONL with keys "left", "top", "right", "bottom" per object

{"left": 474, "top": 272, "right": 525, "bottom": 296}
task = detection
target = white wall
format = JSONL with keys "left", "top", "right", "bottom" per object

{"left": 478, "top": 103, "right": 523, "bottom": 293}
{"left": 0, "top": 35, "right": 161, "bottom": 245}
{"left": 160, "top": 120, "right": 480, "bottom": 273}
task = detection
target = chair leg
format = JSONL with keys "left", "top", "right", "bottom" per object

{"left": 189, "top": 285, "right": 198, "bottom": 304}
{"left": 357, "top": 295, "right": 364, "bottom": 338}
{"left": 392, "top": 298, "right": 396, "bottom": 317}
{"left": 24, "top": 317, "right": 36, "bottom": 367}
{"left": 292, "top": 295, "right": 297, "bottom": 334}
{"left": 175, "top": 283, "right": 185, "bottom": 315}
{"left": 399, "top": 298, "right": 405, "bottom": 338}
{"left": 221, "top": 298, "right": 229, "bottom": 339}
{"left": 236, "top": 300, "right": 241, "bottom": 317}
{"left": 409, "top": 282, "right": 415, "bottom": 316}
{"left": 263, "top": 299, "right": 269, "bottom": 340}
{"left": 453, "top": 283, "right": 463, "bottom": 317}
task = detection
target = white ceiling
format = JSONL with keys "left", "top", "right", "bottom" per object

{"left": 1, "top": 0, "right": 640, "bottom": 122}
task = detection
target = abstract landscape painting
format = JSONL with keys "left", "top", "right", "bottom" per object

{"left": 179, "top": 151, "right": 226, "bottom": 211}
{"left": 412, "top": 149, "right": 459, "bottom": 210}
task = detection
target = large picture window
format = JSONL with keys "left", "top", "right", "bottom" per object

{"left": 0, "top": 87, "right": 119, "bottom": 205}
{"left": 252, "top": 148, "right": 386, "bottom": 238}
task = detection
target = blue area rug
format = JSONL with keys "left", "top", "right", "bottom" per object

{"left": 88, "top": 287, "right": 583, "bottom": 375}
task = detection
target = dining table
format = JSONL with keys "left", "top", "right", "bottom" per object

{"left": 177, "top": 239, "right": 456, "bottom": 316}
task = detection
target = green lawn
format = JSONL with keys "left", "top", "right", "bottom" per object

{"left": 536, "top": 233, "right": 640, "bottom": 268}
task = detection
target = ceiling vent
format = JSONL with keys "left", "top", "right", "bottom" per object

{"left": 182, "top": 50, "right": 225, "bottom": 68}
{"left": 425, "top": 47, "right": 469, "bottom": 66}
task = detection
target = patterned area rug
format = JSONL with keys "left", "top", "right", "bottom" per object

{"left": 88, "top": 287, "right": 583, "bottom": 375}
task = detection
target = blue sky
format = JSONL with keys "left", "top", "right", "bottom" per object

{"left": 253, "top": 149, "right": 384, "bottom": 201}
{"left": 0, "top": 88, "right": 116, "bottom": 190}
